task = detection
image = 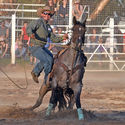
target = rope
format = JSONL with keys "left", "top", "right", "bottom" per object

{"left": 0, "top": 58, "right": 28, "bottom": 89}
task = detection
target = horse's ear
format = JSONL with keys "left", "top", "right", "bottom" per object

{"left": 80, "top": 13, "right": 88, "bottom": 25}
{"left": 73, "top": 16, "right": 77, "bottom": 25}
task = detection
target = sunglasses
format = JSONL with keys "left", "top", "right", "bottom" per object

{"left": 43, "top": 12, "right": 52, "bottom": 16}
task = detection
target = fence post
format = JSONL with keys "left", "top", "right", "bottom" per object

{"left": 68, "top": 0, "right": 73, "bottom": 38}
{"left": 109, "top": 18, "right": 114, "bottom": 70}
{"left": 11, "top": 14, "right": 16, "bottom": 65}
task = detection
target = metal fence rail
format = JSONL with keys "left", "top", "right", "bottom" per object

{"left": 0, "top": 2, "right": 125, "bottom": 71}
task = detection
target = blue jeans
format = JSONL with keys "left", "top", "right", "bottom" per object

{"left": 29, "top": 46, "right": 53, "bottom": 77}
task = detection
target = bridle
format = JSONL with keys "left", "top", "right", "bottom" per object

{"left": 69, "top": 23, "right": 86, "bottom": 77}
{"left": 71, "top": 23, "right": 85, "bottom": 51}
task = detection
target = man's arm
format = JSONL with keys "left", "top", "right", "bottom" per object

{"left": 20, "top": 28, "right": 24, "bottom": 40}
{"left": 5, "top": 28, "right": 9, "bottom": 43}
{"left": 1, "top": 43, "right": 8, "bottom": 58}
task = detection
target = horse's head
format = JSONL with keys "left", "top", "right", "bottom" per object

{"left": 71, "top": 16, "right": 87, "bottom": 50}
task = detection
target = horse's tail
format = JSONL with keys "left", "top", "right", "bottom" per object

{"left": 64, "top": 87, "right": 74, "bottom": 108}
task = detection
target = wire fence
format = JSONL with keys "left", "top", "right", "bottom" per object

{"left": 0, "top": 1, "right": 125, "bottom": 71}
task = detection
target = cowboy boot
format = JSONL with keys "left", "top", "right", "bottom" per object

{"left": 31, "top": 71, "right": 39, "bottom": 83}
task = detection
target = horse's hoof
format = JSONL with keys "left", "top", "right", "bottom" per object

{"left": 44, "top": 115, "right": 52, "bottom": 120}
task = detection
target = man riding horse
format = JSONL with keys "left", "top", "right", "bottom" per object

{"left": 26, "top": 6, "right": 62, "bottom": 85}
{"left": 26, "top": 5, "right": 87, "bottom": 121}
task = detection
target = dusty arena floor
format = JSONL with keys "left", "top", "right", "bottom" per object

{"left": 0, "top": 64, "right": 125, "bottom": 125}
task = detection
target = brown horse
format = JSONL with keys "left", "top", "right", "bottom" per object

{"left": 29, "top": 16, "right": 87, "bottom": 120}
{"left": 45, "top": 16, "right": 87, "bottom": 120}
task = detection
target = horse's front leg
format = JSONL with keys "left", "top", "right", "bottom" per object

{"left": 72, "top": 82, "right": 84, "bottom": 120}
{"left": 30, "top": 83, "right": 51, "bottom": 110}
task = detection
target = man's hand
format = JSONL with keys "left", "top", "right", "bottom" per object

{"left": 63, "top": 33, "right": 68, "bottom": 40}
{"left": 30, "top": 34, "right": 35, "bottom": 39}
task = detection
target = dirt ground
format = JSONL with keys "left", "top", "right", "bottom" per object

{"left": 0, "top": 64, "right": 125, "bottom": 125}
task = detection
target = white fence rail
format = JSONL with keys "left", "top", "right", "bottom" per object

{"left": 0, "top": 2, "right": 125, "bottom": 71}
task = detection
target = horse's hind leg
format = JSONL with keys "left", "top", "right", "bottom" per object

{"left": 30, "top": 84, "right": 50, "bottom": 110}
